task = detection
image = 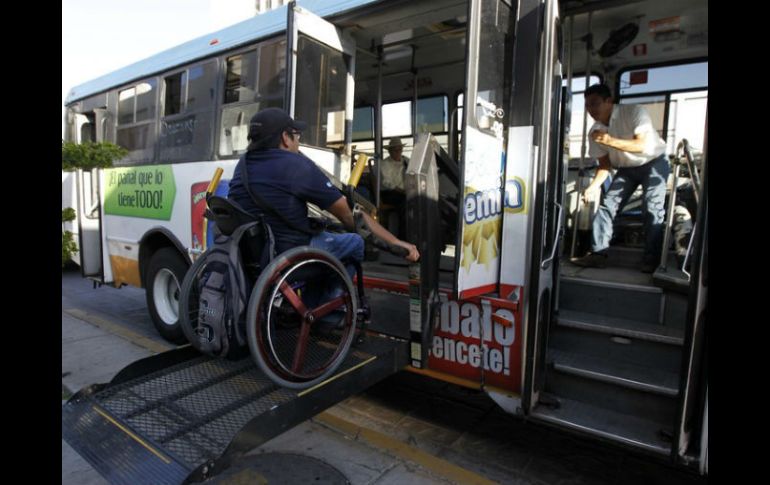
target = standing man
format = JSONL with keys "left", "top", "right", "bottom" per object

{"left": 572, "top": 84, "right": 669, "bottom": 273}
{"left": 379, "top": 137, "right": 410, "bottom": 236}
{"left": 227, "top": 108, "right": 419, "bottom": 271}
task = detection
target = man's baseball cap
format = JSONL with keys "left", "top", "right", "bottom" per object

{"left": 248, "top": 108, "right": 307, "bottom": 140}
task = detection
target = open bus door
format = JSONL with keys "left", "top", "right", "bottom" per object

{"left": 74, "top": 108, "right": 109, "bottom": 281}
{"left": 284, "top": 1, "right": 356, "bottom": 181}
{"left": 478, "top": 0, "right": 562, "bottom": 412}
{"left": 411, "top": 0, "right": 517, "bottom": 386}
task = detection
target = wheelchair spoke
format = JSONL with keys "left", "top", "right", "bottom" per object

{"left": 279, "top": 281, "right": 308, "bottom": 315}
{"left": 291, "top": 320, "right": 313, "bottom": 373}
{"left": 309, "top": 295, "right": 347, "bottom": 320}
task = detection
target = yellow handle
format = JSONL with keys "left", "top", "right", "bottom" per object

{"left": 206, "top": 167, "right": 224, "bottom": 196}
{"left": 348, "top": 153, "right": 369, "bottom": 188}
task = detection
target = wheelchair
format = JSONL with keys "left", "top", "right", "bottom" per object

{"left": 179, "top": 192, "right": 401, "bottom": 390}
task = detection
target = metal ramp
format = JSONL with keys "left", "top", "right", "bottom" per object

{"left": 62, "top": 334, "right": 408, "bottom": 484}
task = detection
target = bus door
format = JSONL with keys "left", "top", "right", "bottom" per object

{"left": 418, "top": 0, "right": 516, "bottom": 385}
{"left": 496, "top": 0, "right": 562, "bottom": 411}
{"left": 71, "top": 107, "right": 109, "bottom": 280}
{"left": 76, "top": 168, "right": 105, "bottom": 280}
{"left": 454, "top": 0, "right": 515, "bottom": 301}
{"left": 285, "top": 2, "right": 356, "bottom": 182}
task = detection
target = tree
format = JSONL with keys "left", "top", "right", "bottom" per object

{"left": 62, "top": 141, "right": 127, "bottom": 171}
{"left": 62, "top": 141, "right": 128, "bottom": 267}
{"left": 62, "top": 208, "right": 77, "bottom": 267}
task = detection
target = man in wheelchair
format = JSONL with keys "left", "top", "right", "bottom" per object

{"left": 227, "top": 108, "right": 419, "bottom": 272}
{"left": 183, "top": 109, "right": 418, "bottom": 388}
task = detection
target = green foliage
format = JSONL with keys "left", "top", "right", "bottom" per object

{"left": 61, "top": 140, "right": 126, "bottom": 267}
{"left": 62, "top": 208, "right": 78, "bottom": 267}
{"left": 62, "top": 207, "right": 76, "bottom": 223}
{"left": 61, "top": 141, "right": 127, "bottom": 171}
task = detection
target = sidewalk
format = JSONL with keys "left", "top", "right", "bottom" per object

{"left": 62, "top": 310, "right": 154, "bottom": 485}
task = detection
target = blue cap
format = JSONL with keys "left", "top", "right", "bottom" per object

{"left": 248, "top": 108, "right": 307, "bottom": 141}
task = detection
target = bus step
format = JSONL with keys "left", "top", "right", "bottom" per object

{"left": 530, "top": 395, "right": 672, "bottom": 456}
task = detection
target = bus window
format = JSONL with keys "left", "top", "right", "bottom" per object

{"left": 225, "top": 50, "right": 258, "bottom": 104}
{"left": 257, "top": 40, "right": 286, "bottom": 108}
{"left": 619, "top": 61, "right": 708, "bottom": 154}
{"left": 135, "top": 81, "right": 157, "bottom": 122}
{"left": 164, "top": 72, "right": 186, "bottom": 116}
{"left": 562, "top": 75, "right": 601, "bottom": 160}
{"left": 619, "top": 62, "right": 707, "bottom": 96}
{"left": 352, "top": 106, "right": 374, "bottom": 142}
{"left": 474, "top": 0, "right": 513, "bottom": 134}
{"left": 295, "top": 35, "right": 347, "bottom": 148}
{"left": 118, "top": 88, "right": 135, "bottom": 125}
{"left": 116, "top": 79, "right": 158, "bottom": 163}
{"left": 219, "top": 41, "right": 286, "bottom": 157}
{"left": 416, "top": 96, "right": 448, "bottom": 134}
{"left": 160, "top": 61, "right": 217, "bottom": 162}
{"left": 382, "top": 101, "right": 411, "bottom": 138}
{"left": 186, "top": 63, "right": 217, "bottom": 112}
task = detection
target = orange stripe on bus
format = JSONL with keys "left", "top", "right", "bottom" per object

{"left": 109, "top": 255, "right": 142, "bottom": 287}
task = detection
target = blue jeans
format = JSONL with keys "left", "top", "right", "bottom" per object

{"left": 591, "top": 154, "right": 670, "bottom": 263}
{"left": 309, "top": 231, "right": 364, "bottom": 279}
{"left": 304, "top": 232, "right": 364, "bottom": 308}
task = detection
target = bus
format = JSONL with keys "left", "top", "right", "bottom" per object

{"left": 62, "top": 0, "right": 707, "bottom": 474}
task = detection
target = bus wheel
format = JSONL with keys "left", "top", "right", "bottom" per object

{"left": 146, "top": 248, "right": 188, "bottom": 344}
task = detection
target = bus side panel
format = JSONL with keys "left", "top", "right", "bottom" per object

{"left": 99, "top": 160, "right": 239, "bottom": 287}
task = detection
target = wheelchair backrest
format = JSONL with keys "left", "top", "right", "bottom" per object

{"left": 206, "top": 196, "right": 258, "bottom": 236}
{"left": 206, "top": 195, "right": 274, "bottom": 280}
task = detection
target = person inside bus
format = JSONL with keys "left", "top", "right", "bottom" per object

{"left": 227, "top": 107, "right": 420, "bottom": 273}
{"left": 571, "top": 83, "right": 669, "bottom": 274}
{"left": 379, "top": 137, "right": 410, "bottom": 238}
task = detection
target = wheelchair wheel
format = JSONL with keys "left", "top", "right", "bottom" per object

{"left": 246, "top": 246, "right": 357, "bottom": 389}
{"left": 179, "top": 251, "right": 247, "bottom": 359}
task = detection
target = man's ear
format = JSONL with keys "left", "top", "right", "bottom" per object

{"left": 279, "top": 131, "right": 290, "bottom": 149}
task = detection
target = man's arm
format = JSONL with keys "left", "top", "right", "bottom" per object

{"left": 326, "top": 196, "right": 420, "bottom": 262}
{"left": 326, "top": 196, "right": 356, "bottom": 231}
{"left": 591, "top": 129, "right": 647, "bottom": 153}
{"left": 582, "top": 155, "right": 612, "bottom": 203}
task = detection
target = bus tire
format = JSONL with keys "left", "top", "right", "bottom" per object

{"left": 146, "top": 247, "right": 188, "bottom": 344}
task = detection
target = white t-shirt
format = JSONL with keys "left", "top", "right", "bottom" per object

{"left": 381, "top": 156, "right": 409, "bottom": 191}
{"left": 588, "top": 104, "right": 666, "bottom": 168}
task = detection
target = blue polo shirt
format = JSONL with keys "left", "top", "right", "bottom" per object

{"left": 227, "top": 149, "right": 342, "bottom": 252}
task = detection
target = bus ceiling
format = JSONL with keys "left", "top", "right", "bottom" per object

{"left": 561, "top": 0, "right": 707, "bottom": 80}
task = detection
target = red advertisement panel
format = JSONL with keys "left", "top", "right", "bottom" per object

{"left": 428, "top": 294, "right": 522, "bottom": 392}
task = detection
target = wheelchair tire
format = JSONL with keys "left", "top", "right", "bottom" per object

{"left": 246, "top": 246, "right": 357, "bottom": 390}
{"left": 178, "top": 250, "right": 247, "bottom": 359}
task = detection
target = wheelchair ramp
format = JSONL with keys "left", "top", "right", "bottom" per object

{"left": 62, "top": 335, "right": 408, "bottom": 485}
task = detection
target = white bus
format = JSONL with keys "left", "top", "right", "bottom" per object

{"left": 63, "top": 0, "right": 707, "bottom": 473}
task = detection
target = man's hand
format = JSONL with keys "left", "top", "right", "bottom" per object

{"left": 357, "top": 211, "right": 420, "bottom": 262}
{"left": 395, "top": 241, "right": 420, "bottom": 262}
{"left": 581, "top": 184, "right": 600, "bottom": 204}
{"left": 590, "top": 129, "right": 612, "bottom": 146}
